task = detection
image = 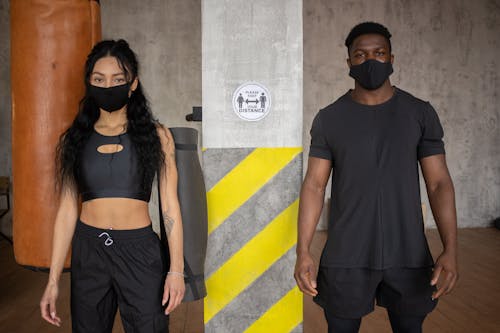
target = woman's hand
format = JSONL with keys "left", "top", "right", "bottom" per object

{"left": 162, "top": 273, "right": 186, "bottom": 315}
{"left": 40, "top": 282, "right": 61, "bottom": 326}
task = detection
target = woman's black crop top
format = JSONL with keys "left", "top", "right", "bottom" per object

{"left": 78, "top": 130, "right": 152, "bottom": 202}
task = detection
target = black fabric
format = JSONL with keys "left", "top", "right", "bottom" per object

{"left": 71, "top": 220, "right": 169, "bottom": 333}
{"left": 324, "top": 313, "right": 361, "bottom": 333}
{"left": 324, "top": 311, "right": 425, "bottom": 333}
{"left": 79, "top": 130, "right": 152, "bottom": 202}
{"left": 314, "top": 266, "right": 437, "bottom": 319}
{"left": 388, "top": 311, "right": 426, "bottom": 333}
{"left": 309, "top": 87, "right": 444, "bottom": 269}
{"left": 88, "top": 83, "right": 130, "bottom": 113}
{"left": 348, "top": 59, "right": 393, "bottom": 90}
{"left": 174, "top": 143, "right": 198, "bottom": 151}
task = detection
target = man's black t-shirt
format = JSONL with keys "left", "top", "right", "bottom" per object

{"left": 309, "top": 87, "right": 445, "bottom": 269}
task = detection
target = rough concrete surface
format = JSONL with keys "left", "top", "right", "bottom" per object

{"left": 99, "top": 0, "right": 202, "bottom": 225}
{"left": 1, "top": 0, "right": 498, "bottom": 233}
{"left": 0, "top": 0, "right": 11, "bottom": 237}
{"left": 202, "top": 0, "right": 303, "bottom": 148}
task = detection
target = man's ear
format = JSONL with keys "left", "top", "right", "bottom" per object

{"left": 347, "top": 58, "right": 352, "bottom": 68}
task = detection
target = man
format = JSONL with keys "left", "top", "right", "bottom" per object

{"left": 294, "top": 22, "right": 458, "bottom": 333}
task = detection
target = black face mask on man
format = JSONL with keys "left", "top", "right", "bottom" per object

{"left": 89, "top": 83, "right": 131, "bottom": 112}
{"left": 349, "top": 59, "right": 393, "bottom": 90}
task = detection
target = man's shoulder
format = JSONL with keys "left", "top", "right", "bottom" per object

{"left": 395, "top": 87, "right": 431, "bottom": 108}
{"left": 318, "top": 91, "right": 351, "bottom": 115}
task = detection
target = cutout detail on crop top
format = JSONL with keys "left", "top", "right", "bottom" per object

{"left": 78, "top": 130, "right": 152, "bottom": 202}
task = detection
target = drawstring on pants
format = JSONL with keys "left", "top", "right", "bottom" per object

{"left": 98, "top": 232, "right": 114, "bottom": 246}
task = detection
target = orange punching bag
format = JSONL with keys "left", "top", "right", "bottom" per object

{"left": 11, "top": 0, "right": 101, "bottom": 269}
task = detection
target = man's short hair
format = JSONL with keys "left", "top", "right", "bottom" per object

{"left": 345, "top": 22, "right": 392, "bottom": 52}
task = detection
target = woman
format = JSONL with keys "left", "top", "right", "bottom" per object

{"left": 40, "top": 39, "right": 185, "bottom": 332}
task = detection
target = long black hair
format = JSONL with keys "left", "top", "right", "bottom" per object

{"left": 56, "top": 39, "right": 165, "bottom": 193}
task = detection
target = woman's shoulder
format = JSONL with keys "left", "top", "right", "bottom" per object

{"left": 155, "top": 123, "right": 174, "bottom": 148}
{"left": 155, "top": 123, "right": 171, "bottom": 136}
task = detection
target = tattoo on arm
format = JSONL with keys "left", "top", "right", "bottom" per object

{"left": 163, "top": 212, "right": 175, "bottom": 236}
{"left": 166, "top": 151, "right": 175, "bottom": 171}
{"left": 164, "top": 132, "right": 176, "bottom": 171}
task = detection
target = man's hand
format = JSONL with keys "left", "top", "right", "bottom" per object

{"left": 430, "top": 250, "right": 459, "bottom": 299}
{"left": 294, "top": 252, "right": 318, "bottom": 297}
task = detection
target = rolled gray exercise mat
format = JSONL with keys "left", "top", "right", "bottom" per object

{"left": 159, "top": 127, "right": 208, "bottom": 301}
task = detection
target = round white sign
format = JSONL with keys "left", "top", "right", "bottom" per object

{"left": 232, "top": 82, "right": 271, "bottom": 121}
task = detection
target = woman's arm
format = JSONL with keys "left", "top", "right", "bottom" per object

{"left": 40, "top": 186, "right": 79, "bottom": 326}
{"left": 157, "top": 126, "right": 185, "bottom": 315}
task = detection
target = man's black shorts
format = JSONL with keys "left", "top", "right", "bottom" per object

{"left": 71, "top": 220, "right": 169, "bottom": 333}
{"left": 313, "top": 266, "right": 438, "bottom": 319}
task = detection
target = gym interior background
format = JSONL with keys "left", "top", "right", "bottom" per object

{"left": 0, "top": 0, "right": 498, "bottom": 332}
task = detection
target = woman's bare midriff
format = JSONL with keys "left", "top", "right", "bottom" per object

{"left": 80, "top": 198, "right": 152, "bottom": 230}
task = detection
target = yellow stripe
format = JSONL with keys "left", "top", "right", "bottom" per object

{"left": 204, "top": 199, "right": 299, "bottom": 323}
{"left": 207, "top": 147, "right": 301, "bottom": 234}
{"left": 244, "top": 286, "right": 303, "bottom": 333}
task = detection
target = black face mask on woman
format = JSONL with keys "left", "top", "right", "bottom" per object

{"left": 349, "top": 59, "right": 393, "bottom": 90}
{"left": 89, "top": 83, "right": 130, "bottom": 112}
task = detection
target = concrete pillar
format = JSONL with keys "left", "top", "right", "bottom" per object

{"left": 202, "top": 0, "right": 303, "bottom": 332}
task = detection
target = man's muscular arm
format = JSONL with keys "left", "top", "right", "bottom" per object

{"left": 294, "top": 157, "right": 332, "bottom": 297}
{"left": 420, "top": 154, "right": 458, "bottom": 299}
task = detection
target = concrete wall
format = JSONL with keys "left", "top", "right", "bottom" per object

{"left": 100, "top": 0, "right": 202, "bottom": 230}
{"left": 303, "top": 0, "right": 500, "bottom": 228}
{"left": 202, "top": 0, "right": 303, "bottom": 148}
{"left": 1, "top": 0, "right": 498, "bottom": 234}
{"left": 100, "top": 0, "right": 201, "bottom": 132}
{"left": 0, "top": 0, "right": 11, "bottom": 237}
{"left": 0, "top": 0, "right": 10, "bottom": 177}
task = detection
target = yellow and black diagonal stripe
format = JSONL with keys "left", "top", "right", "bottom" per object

{"left": 203, "top": 147, "right": 303, "bottom": 332}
